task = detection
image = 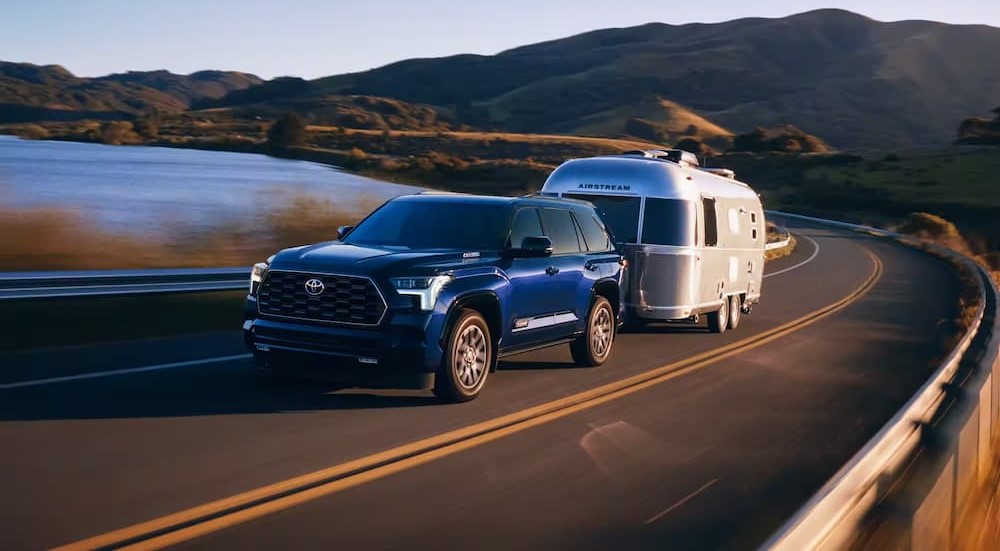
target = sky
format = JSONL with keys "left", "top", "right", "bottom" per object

{"left": 2, "top": 0, "right": 999, "bottom": 80}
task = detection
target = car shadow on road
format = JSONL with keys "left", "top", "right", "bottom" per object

{"left": 0, "top": 366, "right": 445, "bottom": 421}
{"left": 498, "top": 360, "right": 592, "bottom": 371}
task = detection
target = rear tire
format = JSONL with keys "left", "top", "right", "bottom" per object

{"left": 434, "top": 309, "right": 492, "bottom": 402}
{"left": 707, "top": 297, "right": 729, "bottom": 333}
{"left": 728, "top": 295, "right": 742, "bottom": 330}
{"left": 571, "top": 296, "right": 615, "bottom": 366}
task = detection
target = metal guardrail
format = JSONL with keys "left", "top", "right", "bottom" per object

{"left": 0, "top": 267, "right": 248, "bottom": 300}
{"left": 764, "top": 236, "right": 792, "bottom": 251}
{"left": 2, "top": 236, "right": 794, "bottom": 299}
{"left": 761, "top": 211, "right": 999, "bottom": 550}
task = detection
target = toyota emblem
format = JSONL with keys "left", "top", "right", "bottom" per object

{"left": 304, "top": 278, "right": 325, "bottom": 296}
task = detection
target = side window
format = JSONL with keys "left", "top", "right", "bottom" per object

{"left": 576, "top": 212, "right": 612, "bottom": 252}
{"left": 702, "top": 197, "right": 719, "bottom": 247}
{"left": 540, "top": 208, "right": 582, "bottom": 254}
{"left": 508, "top": 208, "right": 543, "bottom": 249}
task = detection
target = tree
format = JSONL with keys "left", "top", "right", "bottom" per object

{"left": 266, "top": 112, "right": 308, "bottom": 149}
{"left": 99, "top": 121, "right": 139, "bottom": 145}
{"left": 133, "top": 115, "right": 159, "bottom": 139}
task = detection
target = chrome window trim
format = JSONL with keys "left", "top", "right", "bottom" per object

{"left": 257, "top": 269, "right": 389, "bottom": 327}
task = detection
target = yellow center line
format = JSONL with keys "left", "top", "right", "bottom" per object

{"left": 55, "top": 249, "right": 884, "bottom": 551}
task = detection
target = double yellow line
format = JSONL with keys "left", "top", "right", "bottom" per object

{"left": 56, "top": 250, "right": 883, "bottom": 551}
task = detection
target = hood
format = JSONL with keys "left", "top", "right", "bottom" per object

{"left": 269, "top": 241, "right": 501, "bottom": 277}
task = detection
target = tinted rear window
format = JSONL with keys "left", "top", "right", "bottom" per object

{"left": 508, "top": 208, "right": 543, "bottom": 248}
{"left": 540, "top": 208, "right": 582, "bottom": 254}
{"left": 564, "top": 194, "right": 640, "bottom": 243}
{"left": 576, "top": 212, "right": 613, "bottom": 252}
{"left": 641, "top": 198, "right": 695, "bottom": 246}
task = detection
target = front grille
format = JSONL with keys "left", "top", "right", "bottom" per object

{"left": 258, "top": 271, "right": 386, "bottom": 325}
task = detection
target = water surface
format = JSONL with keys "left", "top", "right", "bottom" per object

{"left": 0, "top": 136, "right": 418, "bottom": 234}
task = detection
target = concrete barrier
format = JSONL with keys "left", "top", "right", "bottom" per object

{"left": 762, "top": 211, "right": 1000, "bottom": 551}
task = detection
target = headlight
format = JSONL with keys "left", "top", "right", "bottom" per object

{"left": 250, "top": 261, "right": 269, "bottom": 293}
{"left": 392, "top": 275, "right": 452, "bottom": 311}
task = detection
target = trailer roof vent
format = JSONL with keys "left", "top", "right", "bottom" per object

{"left": 703, "top": 168, "right": 736, "bottom": 179}
{"left": 620, "top": 148, "right": 700, "bottom": 168}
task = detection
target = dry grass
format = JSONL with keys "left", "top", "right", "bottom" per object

{"left": 764, "top": 222, "right": 797, "bottom": 260}
{"left": 0, "top": 195, "right": 378, "bottom": 271}
{"left": 308, "top": 126, "right": 660, "bottom": 150}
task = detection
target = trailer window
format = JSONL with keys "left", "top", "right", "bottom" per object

{"left": 641, "top": 199, "right": 695, "bottom": 246}
{"left": 702, "top": 198, "right": 719, "bottom": 247}
{"left": 564, "top": 194, "right": 640, "bottom": 244}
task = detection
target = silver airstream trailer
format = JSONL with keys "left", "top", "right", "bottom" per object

{"left": 540, "top": 149, "right": 765, "bottom": 332}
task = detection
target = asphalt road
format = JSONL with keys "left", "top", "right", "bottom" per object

{"left": 0, "top": 223, "right": 961, "bottom": 551}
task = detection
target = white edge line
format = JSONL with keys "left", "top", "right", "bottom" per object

{"left": 764, "top": 235, "right": 820, "bottom": 279}
{"left": 0, "top": 354, "right": 253, "bottom": 390}
{"left": 644, "top": 478, "right": 719, "bottom": 524}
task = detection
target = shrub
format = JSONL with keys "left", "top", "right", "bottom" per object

{"left": 10, "top": 124, "right": 49, "bottom": 140}
{"left": 730, "top": 125, "right": 830, "bottom": 154}
{"left": 99, "top": 121, "right": 139, "bottom": 145}
{"left": 896, "top": 212, "right": 973, "bottom": 256}
{"left": 133, "top": 116, "right": 159, "bottom": 139}
{"left": 673, "top": 137, "right": 717, "bottom": 156}
{"left": 266, "top": 112, "right": 308, "bottom": 149}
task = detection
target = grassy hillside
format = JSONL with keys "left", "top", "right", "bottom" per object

{"left": 716, "top": 147, "right": 1000, "bottom": 249}
{"left": 0, "top": 62, "right": 261, "bottom": 122}
{"left": 7, "top": 10, "right": 999, "bottom": 147}
{"left": 255, "top": 9, "right": 998, "bottom": 148}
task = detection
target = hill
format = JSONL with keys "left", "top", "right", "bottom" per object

{"left": 956, "top": 106, "right": 1000, "bottom": 145}
{"left": 0, "top": 62, "right": 261, "bottom": 122}
{"left": 210, "top": 9, "right": 1000, "bottom": 148}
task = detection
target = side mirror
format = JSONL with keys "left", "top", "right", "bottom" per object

{"left": 337, "top": 225, "right": 354, "bottom": 240}
{"left": 508, "top": 236, "right": 553, "bottom": 257}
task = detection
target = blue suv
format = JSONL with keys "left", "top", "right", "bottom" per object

{"left": 243, "top": 193, "right": 624, "bottom": 401}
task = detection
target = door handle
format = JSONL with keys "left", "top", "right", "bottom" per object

{"left": 584, "top": 262, "right": 597, "bottom": 271}
{"left": 545, "top": 266, "right": 560, "bottom": 276}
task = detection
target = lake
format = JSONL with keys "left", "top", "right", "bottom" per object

{"left": 0, "top": 136, "right": 419, "bottom": 235}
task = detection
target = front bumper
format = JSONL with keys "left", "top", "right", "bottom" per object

{"left": 242, "top": 296, "right": 446, "bottom": 379}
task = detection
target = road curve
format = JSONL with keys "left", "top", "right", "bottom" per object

{"left": 0, "top": 223, "right": 960, "bottom": 551}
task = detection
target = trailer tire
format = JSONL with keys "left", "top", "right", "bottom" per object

{"left": 728, "top": 295, "right": 742, "bottom": 330}
{"left": 707, "top": 298, "right": 729, "bottom": 333}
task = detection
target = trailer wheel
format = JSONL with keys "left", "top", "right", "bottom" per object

{"left": 728, "top": 295, "right": 742, "bottom": 330}
{"left": 707, "top": 298, "right": 729, "bottom": 333}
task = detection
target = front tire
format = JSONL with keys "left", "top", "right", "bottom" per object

{"left": 707, "top": 296, "right": 729, "bottom": 333}
{"left": 571, "top": 296, "right": 615, "bottom": 366}
{"left": 434, "top": 309, "right": 492, "bottom": 402}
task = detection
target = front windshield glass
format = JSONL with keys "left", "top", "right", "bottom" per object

{"left": 564, "top": 194, "right": 640, "bottom": 243}
{"left": 344, "top": 199, "right": 511, "bottom": 250}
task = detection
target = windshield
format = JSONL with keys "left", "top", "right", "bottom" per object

{"left": 564, "top": 194, "right": 640, "bottom": 243}
{"left": 344, "top": 199, "right": 511, "bottom": 250}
